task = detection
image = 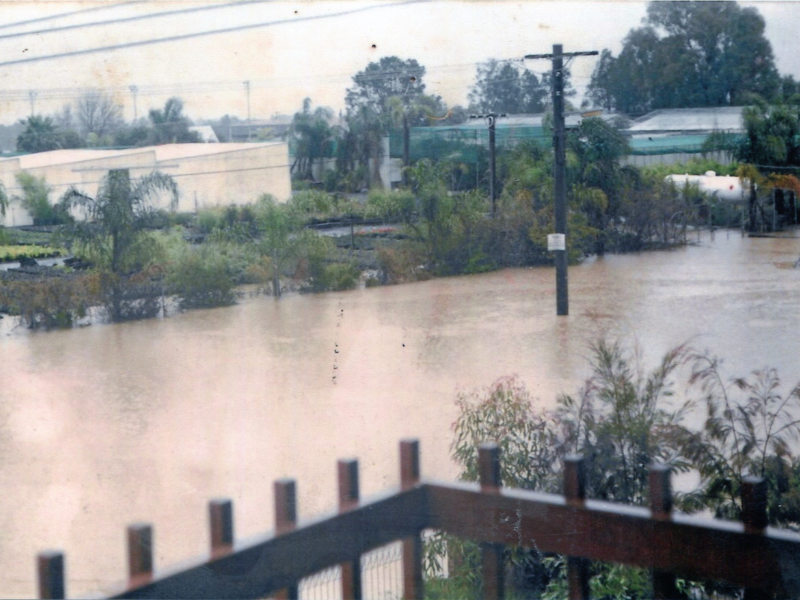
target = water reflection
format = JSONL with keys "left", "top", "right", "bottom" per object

{"left": 0, "top": 232, "right": 798, "bottom": 596}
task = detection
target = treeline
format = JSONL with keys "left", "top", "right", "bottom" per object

{"left": 588, "top": 2, "right": 797, "bottom": 115}
{"left": 15, "top": 96, "right": 200, "bottom": 153}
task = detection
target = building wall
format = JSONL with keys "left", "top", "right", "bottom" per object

{"left": 0, "top": 143, "right": 291, "bottom": 227}
{"left": 155, "top": 143, "right": 290, "bottom": 212}
{"left": 623, "top": 150, "right": 732, "bottom": 168}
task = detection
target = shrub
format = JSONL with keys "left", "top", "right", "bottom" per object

{"left": 196, "top": 208, "right": 224, "bottom": 233}
{"left": 320, "top": 263, "right": 359, "bottom": 292}
{"left": 376, "top": 245, "right": 428, "bottom": 284}
{"left": 365, "top": 188, "right": 416, "bottom": 223}
{"left": 0, "top": 272, "right": 101, "bottom": 329}
{"left": 100, "top": 269, "right": 165, "bottom": 322}
{"left": 289, "top": 189, "right": 335, "bottom": 220}
{"left": 14, "top": 172, "right": 73, "bottom": 226}
{"left": 166, "top": 244, "right": 236, "bottom": 309}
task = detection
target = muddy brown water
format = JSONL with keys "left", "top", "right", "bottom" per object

{"left": 0, "top": 231, "right": 798, "bottom": 597}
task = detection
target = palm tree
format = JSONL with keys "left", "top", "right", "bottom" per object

{"left": 386, "top": 93, "right": 447, "bottom": 185}
{"left": 290, "top": 98, "right": 335, "bottom": 180}
{"left": 17, "top": 115, "right": 62, "bottom": 153}
{"left": 60, "top": 169, "right": 178, "bottom": 320}
{"left": 61, "top": 169, "right": 178, "bottom": 274}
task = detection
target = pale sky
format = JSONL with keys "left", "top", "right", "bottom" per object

{"left": 0, "top": 0, "right": 797, "bottom": 125}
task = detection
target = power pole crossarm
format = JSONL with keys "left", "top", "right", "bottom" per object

{"left": 525, "top": 45, "right": 597, "bottom": 316}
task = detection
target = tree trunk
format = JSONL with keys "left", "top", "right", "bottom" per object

{"left": 272, "top": 267, "right": 281, "bottom": 299}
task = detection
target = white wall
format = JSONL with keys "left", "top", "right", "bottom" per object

{"left": 0, "top": 143, "right": 291, "bottom": 227}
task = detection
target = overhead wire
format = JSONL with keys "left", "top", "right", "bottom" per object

{"left": 0, "top": 1, "right": 600, "bottom": 117}
{"left": 0, "top": 0, "right": 274, "bottom": 42}
{"left": 0, "top": 0, "right": 429, "bottom": 68}
{"left": 0, "top": 0, "right": 146, "bottom": 32}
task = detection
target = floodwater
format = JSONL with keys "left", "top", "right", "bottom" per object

{"left": 1, "top": 231, "right": 799, "bottom": 597}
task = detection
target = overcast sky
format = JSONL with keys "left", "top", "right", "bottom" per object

{"left": 0, "top": 0, "right": 797, "bottom": 125}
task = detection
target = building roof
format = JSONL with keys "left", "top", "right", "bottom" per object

{"left": 628, "top": 107, "right": 744, "bottom": 133}
{"left": 2, "top": 148, "right": 133, "bottom": 169}
{"left": 5, "top": 143, "right": 286, "bottom": 169}
{"left": 150, "top": 142, "right": 284, "bottom": 161}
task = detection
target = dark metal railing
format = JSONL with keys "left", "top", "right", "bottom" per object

{"left": 35, "top": 439, "right": 800, "bottom": 599}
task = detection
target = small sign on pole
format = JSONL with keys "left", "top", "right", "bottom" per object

{"left": 547, "top": 233, "right": 566, "bottom": 252}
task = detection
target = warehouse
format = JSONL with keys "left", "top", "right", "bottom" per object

{"left": 0, "top": 142, "right": 291, "bottom": 227}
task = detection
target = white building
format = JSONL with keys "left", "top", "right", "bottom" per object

{"left": 0, "top": 142, "right": 290, "bottom": 227}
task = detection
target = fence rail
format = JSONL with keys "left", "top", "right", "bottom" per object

{"left": 35, "top": 439, "right": 800, "bottom": 599}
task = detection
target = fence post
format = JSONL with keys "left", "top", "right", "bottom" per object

{"left": 400, "top": 439, "right": 423, "bottom": 600}
{"left": 37, "top": 551, "right": 65, "bottom": 599}
{"left": 127, "top": 523, "right": 153, "bottom": 588}
{"left": 209, "top": 498, "right": 234, "bottom": 558}
{"left": 339, "top": 458, "right": 362, "bottom": 600}
{"left": 649, "top": 464, "right": 678, "bottom": 599}
{"left": 479, "top": 443, "right": 504, "bottom": 600}
{"left": 564, "top": 455, "right": 590, "bottom": 600}
{"left": 274, "top": 478, "right": 299, "bottom": 600}
{"left": 400, "top": 438, "right": 420, "bottom": 491}
{"left": 742, "top": 477, "right": 770, "bottom": 600}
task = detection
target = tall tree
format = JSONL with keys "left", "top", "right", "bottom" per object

{"left": 290, "top": 98, "right": 335, "bottom": 181}
{"left": 589, "top": 1, "right": 781, "bottom": 114}
{"left": 736, "top": 99, "right": 800, "bottom": 167}
{"left": 345, "top": 56, "right": 427, "bottom": 130}
{"left": 76, "top": 90, "right": 123, "bottom": 141}
{"left": 342, "top": 56, "right": 434, "bottom": 188}
{"left": 468, "top": 59, "right": 550, "bottom": 114}
{"left": 338, "top": 56, "right": 453, "bottom": 190}
{"left": 16, "top": 115, "right": 62, "bottom": 152}
{"left": 569, "top": 117, "right": 631, "bottom": 254}
{"left": 148, "top": 97, "right": 199, "bottom": 144}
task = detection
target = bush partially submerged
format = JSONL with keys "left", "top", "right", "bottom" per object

{"left": 166, "top": 244, "right": 237, "bottom": 309}
{"left": 432, "top": 340, "right": 800, "bottom": 599}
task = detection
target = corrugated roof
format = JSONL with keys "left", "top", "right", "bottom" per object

{"left": 628, "top": 107, "right": 744, "bottom": 133}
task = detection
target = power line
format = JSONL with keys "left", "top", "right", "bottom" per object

{"left": 0, "top": 0, "right": 273, "bottom": 42}
{"left": 0, "top": 0, "right": 428, "bottom": 69}
{"left": 0, "top": 0, "right": 145, "bottom": 32}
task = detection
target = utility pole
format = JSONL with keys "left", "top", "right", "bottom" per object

{"left": 243, "top": 80, "right": 251, "bottom": 141}
{"left": 470, "top": 113, "right": 504, "bottom": 217}
{"left": 525, "top": 45, "right": 597, "bottom": 316}
{"left": 129, "top": 85, "right": 138, "bottom": 121}
{"left": 28, "top": 90, "right": 37, "bottom": 116}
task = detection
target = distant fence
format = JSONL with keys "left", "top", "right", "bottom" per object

{"left": 35, "top": 439, "right": 800, "bottom": 599}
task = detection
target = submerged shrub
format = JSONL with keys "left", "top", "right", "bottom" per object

{"left": 166, "top": 245, "right": 236, "bottom": 309}
{"left": 0, "top": 272, "right": 101, "bottom": 329}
